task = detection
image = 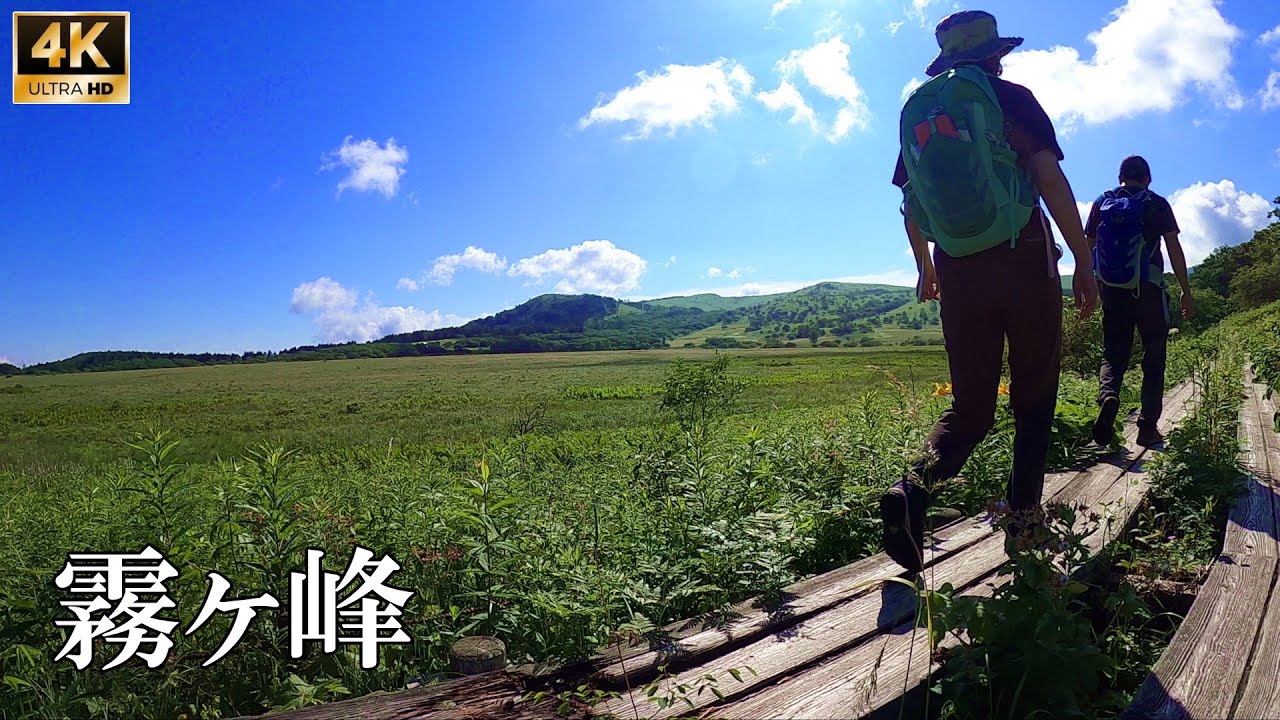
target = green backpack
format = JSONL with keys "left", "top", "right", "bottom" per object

{"left": 899, "top": 65, "right": 1037, "bottom": 257}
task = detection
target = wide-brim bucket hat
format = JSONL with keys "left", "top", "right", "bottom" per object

{"left": 925, "top": 10, "right": 1023, "bottom": 77}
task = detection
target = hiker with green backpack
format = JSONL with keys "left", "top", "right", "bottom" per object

{"left": 879, "top": 10, "right": 1100, "bottom": 573}
{"left": 1088, "top": 156, "right": 1194, "bottom": 449}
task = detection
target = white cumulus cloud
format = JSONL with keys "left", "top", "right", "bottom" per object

{"left": 757, "top": 35, "right": 871, "bottom": 142}
{"left": 1002, "top": 0, "right": 1244, "bottom": 132}
{"left": 1168, "top": 180, "right": 1272, "bottom": 266}
{"left": 320, "top": 137, "right": 409, "bottom": 198}
{"left": 396, "top": 277, "right": 420, "bottom": 292}
{"left": 425, "top": 246, "right": 508, "bottom": 287}
{"left": 290, "top": 276, "right": 358, "bottom": 313}
{"left": 290, "top": 277, "right": 465, "bottom": 343}
{"left": 507, "top": 240, "right": 647, "bottom": 295}
{"left": 579, "top": 59, "right": 754, "bottom": 140}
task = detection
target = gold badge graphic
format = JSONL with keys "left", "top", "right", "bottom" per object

{"left": 13, "top": 12, "right": 129, "bottom": 104}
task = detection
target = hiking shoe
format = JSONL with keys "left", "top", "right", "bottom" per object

{"left": 880, "top": 479, "right": 928, "bottom": 573}
{"left": 1002, "top": 505, "right": 1051, "bottom": 556}
{"left": 1137, "top": 427, "right": 1165, "bottom": 448}
{"left": 1092, "top": 396, "right": 1119, "bottom": 447}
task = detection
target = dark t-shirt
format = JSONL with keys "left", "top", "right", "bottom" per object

{"left": 893, "top": 74, "right": 1064, "bottom": 242}
{"left": 1084, "top": 188, "right": 1179, "bottom": 286}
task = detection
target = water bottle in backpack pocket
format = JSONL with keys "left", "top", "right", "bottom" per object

{"left": 1092, "top": 189, "right": 1151, "bottom": 291}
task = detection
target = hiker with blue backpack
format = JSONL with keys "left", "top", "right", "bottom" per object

{"left": 879, "top": 10, "right": 1100, "bottom": 573}
{"left": 1088, "top": 155, "right": 1194, "bottom": 449}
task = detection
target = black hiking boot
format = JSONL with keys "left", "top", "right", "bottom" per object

{"left": 1002, "top": 505, "right": 1050, "bottom": 557}
{"left": 880, "top": 479, "right": 928, "bottom": 573}
{"left": 1137, "top": 427, "right": 1165, "bottom": 448}
{"left": 1092, "top": 396, "right": 1119, "bottom": 447}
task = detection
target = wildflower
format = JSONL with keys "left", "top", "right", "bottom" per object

{"left": 998, "top": 382, "right": 1010, "bottom": 396}
{"left": 932, "top": 382, "right": 953, "bottom": 398}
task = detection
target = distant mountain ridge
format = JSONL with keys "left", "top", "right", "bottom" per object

{"left": 8, "top": 282, "right": 940, "bottom": 375}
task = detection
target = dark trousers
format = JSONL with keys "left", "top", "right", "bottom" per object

{"left": 1098, "top": 282, "right": 1169, "bottom": 431}
{"left": 911, "top": 238, "right": 1063, "bottom": 511}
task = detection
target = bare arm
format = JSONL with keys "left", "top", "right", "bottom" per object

{"left": 1165, "top": 231, "right": 1195, "bottom": 318}
{"left": 904, "top": 209, "right": 938, "bottom": 301}
{"left": 1027, "top": 150, "right": 1098, "bottom": 316}
{"left": 1164, "top": 232, "right": 1192, "bottom": 297}
{"left": 1028, "top": 150, "right": 1091, "bottom": 273}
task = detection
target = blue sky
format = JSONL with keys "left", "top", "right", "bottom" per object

{"left": 3, "top": 0, "right": 1278, "bottom": 366}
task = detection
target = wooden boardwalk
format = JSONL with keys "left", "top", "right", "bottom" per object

{"left": 257, "top": 382, "right": 1198, "bottom": 720}
{"left": 1127, "top": 373, "right": 1280, "bottom": 720}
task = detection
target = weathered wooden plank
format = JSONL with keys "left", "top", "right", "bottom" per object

{"left": 709, "top": 451, "right": 1154, "bottom": 720}
{"left": 1127, "top": 556, "right": 1277, "bottom": 720}
{"left": 595, "top": 433, "right": 1154, "bottom": 719}
{"left": 706, "top": 580, "right": 1002, "bottom": 720}
{"left": 591, "top": 469, "right": 1079, "bottom": 686}
{"left": 589, "top": 513, "right": 989, "bottom": 685}
{"left": 588, "top": 382, "right": 1195, "bottom": 687}
{"left": 1231, "top": 380, "right": 1280, "bottom": 719}
{"left": 706, "top": 384, "right": 1197, "bottom": 720}
{"left": 1123, "top": 377, "right": 1270, "bottom": 719}
{"left": 241, "top": 671, "right": 559, "bottom": 720}
{"left": 593, "top": 529, "right": 1016, "bottom": 719}
{"left": 579, "top": 492, "right": 1007, "bottom": 677}
{"left": 1224, "top": 381, "right": 1279, "bottom": 560}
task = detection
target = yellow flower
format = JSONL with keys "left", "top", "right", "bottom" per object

{"left": 933, "top": 382, "right": 952, "bottom": 398}
{"left": 998, "top": 382, "right": 1010, "bottom": 396}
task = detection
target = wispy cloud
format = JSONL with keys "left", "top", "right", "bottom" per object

{"left": 665, "top": 256, "right": 678, "bottom": 268}
{"left": 770, "top": 0, "right": 801, "bottom": 20}
{"left": 1261, "top": 71, "right": 1280, "bottom": 111}
{"left": 900, "top": 77, "right": 923, "bottom": 103}
{"left": 703, "top": 266, "right": 752, "bottom": 280}
{"left": 1260, "top": 23, "right": 1280, "bottom": 49}
{"left": 579, "top": 59, "right": 754, "bottom": 140}
{"left": 885, "top": 20, "right": 905, "bottom": 35}
{"left": 320, "top": 137, "right": 409, "bottom": 198}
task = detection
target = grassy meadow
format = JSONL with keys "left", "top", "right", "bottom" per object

{"left": 8, "top": 317, "right": 1269, "bottom": 719}
{"left": 1, "top": 345, "right": 975, "bottom": 718}
{"left": 0, "top": 346, "right": 949, "bottom": 471}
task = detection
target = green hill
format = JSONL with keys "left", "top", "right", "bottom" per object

{"left": 667, "top": 282, "right": 940, "bottom": 349}
{"left": 14, "top": 281, "right": 945, "bottom": 374}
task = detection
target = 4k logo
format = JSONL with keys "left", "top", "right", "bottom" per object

{"left": 13, "top": 12, "right": 129, "bottom": 104}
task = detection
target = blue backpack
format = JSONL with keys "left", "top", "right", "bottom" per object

{"left": 1092, "top": 189, "right": 1152, "bottom": 291}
